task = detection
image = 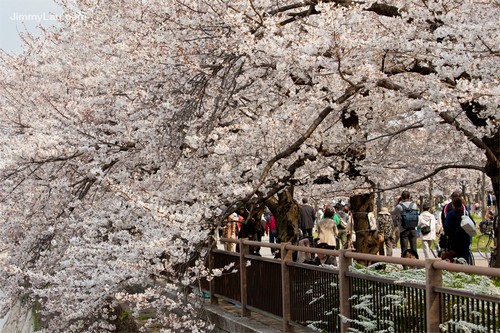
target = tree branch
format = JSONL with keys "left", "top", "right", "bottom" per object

{"left": 30, "top": 152, "right": 84, "bottom": 164}
{"left": 224, "top": 82, "right": 364, "bottom": 217}
{"left": 376, "top": 78, "right": 422, "bottom": 99}
{"left": 439, "top": 111, "right": 500, "bottom": 169}
{"left": 379, "top": 164, "right": 486, "bottom": 192}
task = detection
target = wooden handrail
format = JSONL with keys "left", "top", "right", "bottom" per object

{"left": 344, "top": 251, "right": 426, "bottom": 268}
{"left": 209, "top": 239, "right": 500, "bottom": 332}
{"left": 433, "top": 260, "right": 500, "bottom": 277}
{"left": 221, "top": 238, "right": 500, "bottom": 274}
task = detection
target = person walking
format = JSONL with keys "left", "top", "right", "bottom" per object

{"left": 439, "top": 191, "right": 470, "bottom": 256}
{"left": 299, "top": 198, "right": 316, "bottom": 241}
{"left": 392, "top": 197, "right": 401, "bottom": 247}
{"left": 223, "top": 213, "right": 239, "bottom": 252}
{"left": 392, "top": 190, "right": 419, "bottom": 256}
{"left": 344, "top": 205, "right": 356, "bottom": 249}
{"left": 316, "top": 207, "right": 338, "bottom": 251}
{"left": 335, "top": 203, "right": 350, "bottom": 250}
{"left": 441, "top": 191, "right": 467, "bottom": 222}
{"left": 444, "top": 197, "right": 473, "bottom": 264}
{"left": 418, "top": 203, "right": 437, "bottom": 259}
{"left": 265, "top": 213, "right": 279, "bottom": 255}
{"left": 487, "top": 192, "right": 496, "bottom": 213}
{"left": 377, "top": 207, "right": 395, "bottom": 256}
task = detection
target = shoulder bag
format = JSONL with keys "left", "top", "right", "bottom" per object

{"left": 460, "top": 214, "right": 477, "bottom": 237}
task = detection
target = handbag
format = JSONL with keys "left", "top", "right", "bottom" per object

{"left": 460, "top": 214, "right": 477, "bottom": 237}
{"left": 421, "top": 225, "right": 431, "bottom": 235}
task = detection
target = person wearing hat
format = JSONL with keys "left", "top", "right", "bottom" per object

{"left": 418, "top": 203, "right": 437, "bottom": 259}
{"left": 377, "top": 207, "right": 395, "bottom": 256}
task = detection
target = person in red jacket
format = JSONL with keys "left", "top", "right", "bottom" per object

{"left": 265, "top": 213, "right": 279, "bottom": 255}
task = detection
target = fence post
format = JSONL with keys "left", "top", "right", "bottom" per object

{"left": 239, "top": 238, "right": 250, "bottom": 317}
{"left": 281, "top": 242, "right": 294, "bottom": 332}
{"left": 426, "top": 258, "right": 442, "bottom": 332}
{"left": 339, "top": 249, "right": 353, "bottom": 332}
{"left": 208, "top": 236, "right": 218, "bottom": 305}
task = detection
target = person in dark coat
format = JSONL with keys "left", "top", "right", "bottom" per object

{"left": 444, "top": 197, "right": 472, "bottom": 264}
{"left": 299, "top": 198, "right": 316, "bottom": 240}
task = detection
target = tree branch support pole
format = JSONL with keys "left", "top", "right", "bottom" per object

{"left": 339, "top": 249, "right": 353, "bottom": 332}
{"left": 429, "top": 178, "right": 433, "bottom": 208}
{"left": 239, "top": 238, "right": 250, "bottom": 317}
{"left": 481, "top": 172, "right": 486, "bottom": 221}
{"left": 425, "top": 258, "right": 442, "bottom": 332}
{"left": 377, "top": 183, "right": 381, "bottom": 212}
{"left": 281, "top": 242, "right": 293, "bottom": 332}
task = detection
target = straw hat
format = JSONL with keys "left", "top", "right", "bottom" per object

{"left": 379, "top": 207, "right": 390, "bottom": 215}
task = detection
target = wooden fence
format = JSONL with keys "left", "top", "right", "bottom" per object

{"left": 202, "top": 238, "right": 500, "bottom": 332}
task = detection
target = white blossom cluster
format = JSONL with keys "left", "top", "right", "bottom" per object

{"left": 0, "top": 0, "right": 498, "bottom": 331}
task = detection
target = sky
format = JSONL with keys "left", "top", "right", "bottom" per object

{"left": 0, "top": 0, "right": 62, "bottom": 54}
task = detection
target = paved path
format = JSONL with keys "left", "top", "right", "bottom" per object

{"left": 217, "top": 235, "right": 490, "bottom": 267}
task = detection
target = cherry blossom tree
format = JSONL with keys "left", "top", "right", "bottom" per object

{"left": 0, "top": 0, "right": 499, "bottom": 331}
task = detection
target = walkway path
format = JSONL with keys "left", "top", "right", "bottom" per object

{"left": 217, "top": 235, "right": 490, "bottom": 267}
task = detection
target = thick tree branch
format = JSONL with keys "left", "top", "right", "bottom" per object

{"left": 376, "top": 78, "right": 422, "bottom": 99}
{"left": 379, "top": 164, "right": 486, "bottom": 192}
{"left": 253, "top": 83, "right": 363, "bottom": 191}
{"left": 223, "top": 82, "right": 364, "bottom": 217}
{"left": 269, "top": 0, "right": 355, "bottom": 16}
{"left": 439, "top": 111, "right": 500, "bottom": 169}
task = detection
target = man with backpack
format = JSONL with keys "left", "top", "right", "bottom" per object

{"left": 392, "top": 190, "right": 420, "bottom": 257}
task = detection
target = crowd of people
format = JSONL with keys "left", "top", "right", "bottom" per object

{"left": 218, "top": 190, "right": 497, "bottom": 266}
{"left": 381, "top": 190, "right": 496, "bottom": 264}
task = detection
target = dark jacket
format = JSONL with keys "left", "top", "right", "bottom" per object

{"left": 444, "top": 209, "right": 471, "bottom": 262}
{"left": 299, "top": 205, "right": 316, "bottom": 230}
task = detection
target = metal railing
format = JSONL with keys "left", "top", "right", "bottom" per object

{"left": 289, "top": 262, "right": 339, "bottom": 331}
{"left": 202, "top": 238, "right": 500, "bottom": 332}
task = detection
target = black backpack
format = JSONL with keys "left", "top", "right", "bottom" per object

{"left": 399, "top": 202, "right": 419, "bottom": 229}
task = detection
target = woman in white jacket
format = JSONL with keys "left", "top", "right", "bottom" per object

{"left": 418, "top": 203, "right": 436, "bottom": 259}
{"left": 316, "top": 207, "right": 338, "bottom": 249}
{"left": 316, "top": 207, "right": 339, "bottom": 266}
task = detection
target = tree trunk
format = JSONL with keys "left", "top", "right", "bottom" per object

{"left": 486, "top": 164, "right": 500, "bottom": 268}
{"left": 266, "top": 187, "right": 300, "bottom": 245}
{"left": 350, "top": 193, "right": 378, "bottom": 265}
{"left": 483, "top": 130, "right": 499, "bottom": 268}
